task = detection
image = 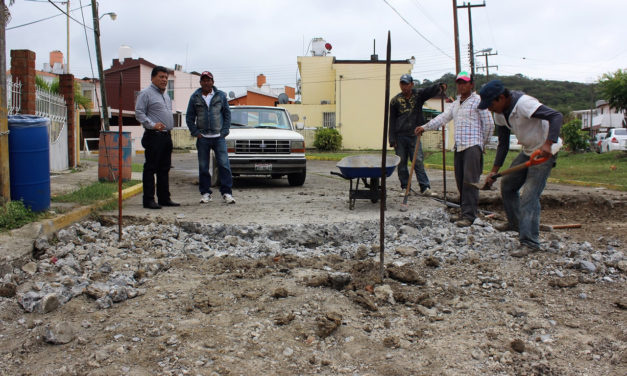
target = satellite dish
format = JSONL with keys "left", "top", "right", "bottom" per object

{"left": 278, "top": 93, "right": 289, "bottom": 104}
{"left": 228, "top": 91, "right": 235, "bottom": 99}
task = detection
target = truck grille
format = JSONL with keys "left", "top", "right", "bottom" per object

{"left": 235, "top": 140, "right": 290, "bottom": 154}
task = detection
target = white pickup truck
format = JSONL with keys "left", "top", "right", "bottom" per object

{"left": 211, "top": 106, "right": 306, "bottom": 186}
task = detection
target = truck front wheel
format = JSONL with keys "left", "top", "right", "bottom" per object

{"left": 287, "top": 168, "right": 306, "bottom": 186}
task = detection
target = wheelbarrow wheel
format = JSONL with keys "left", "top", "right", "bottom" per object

{"left": 369, "top": 178, "right": 379, "bottom": 203}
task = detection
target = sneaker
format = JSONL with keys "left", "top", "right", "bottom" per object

{"left": 421, "top": 188, "right": 436, "bottom": 197}
{"left": 399, "top": 190, "right": 409, "bottom": 197}
{"left": 455, "top": 218, "right": 474, "bottom": 227}
{"left": 494, "top": 222, "right": 518, "bottom": 232}
{"left": 222, "top": 193, "right": 236, "bottom": 204}
{"left": 200, "top": 193, "right": 212, "bottom": 203}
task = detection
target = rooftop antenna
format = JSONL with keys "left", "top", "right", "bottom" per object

{"left": 371, "top": 38, "right": 378, "bottom": 61}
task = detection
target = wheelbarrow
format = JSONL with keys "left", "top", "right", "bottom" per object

{"left": 330, "top": 155, "right": 401, "bottom": 210}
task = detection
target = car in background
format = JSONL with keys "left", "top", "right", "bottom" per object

{"left": 485, "top": 135, "right": 498, "bottom": 150}
{"left": 591, "top": 132, "right": 606, "bottom": 153}
{"left": 509, "top": 134, "right": 522, "bottom": 150}
{"left": 600, "top": 128, "right": 627, "bottom": 153}
{"left": 209, "top": 106, "right": 307, "bottom": 186}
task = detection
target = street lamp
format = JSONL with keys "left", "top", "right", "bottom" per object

{"left": 100, "top": 12, "right": 116, "bottom": 20}
{"left": 475, "top": 48, "right": 492, "bottom": 55}
{"left": 91, "top": 1, "right": 115, "bottom": 130}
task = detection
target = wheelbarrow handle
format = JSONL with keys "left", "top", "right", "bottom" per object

{"left": 330, "top": 171, "right": 347, "bottom": 179}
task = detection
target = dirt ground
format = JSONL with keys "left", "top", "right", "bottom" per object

{"left": 0, "top": 156, "right": 625, "bottom": 376}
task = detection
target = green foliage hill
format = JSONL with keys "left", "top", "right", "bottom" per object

{"left": 417, "top": 73, "right": 596, "bottom": 118}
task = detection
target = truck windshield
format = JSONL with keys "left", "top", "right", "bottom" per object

{"left": 230, "top": 108, "right": 291, "bottom": 130}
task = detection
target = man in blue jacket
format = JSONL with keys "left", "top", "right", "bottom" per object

{"left": 186, "top": 71, "right": 235, "bottom": 204}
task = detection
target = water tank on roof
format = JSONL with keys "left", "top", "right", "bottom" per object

{"left": 311, "top": 38, "right": 332, "bottom": 56}
{"left": 118, "top": 45, "right": 132, "bottom": 63}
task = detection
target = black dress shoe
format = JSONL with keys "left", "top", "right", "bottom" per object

{"left": 158, "top": 200, "right": 180, "bottom": 207}
{"left": 143, "top": 201, "right": 161, "bottom": 209}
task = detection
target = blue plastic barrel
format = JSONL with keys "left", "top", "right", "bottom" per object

{"left": 8, "top": 115, "right": 51, "bottom": 212}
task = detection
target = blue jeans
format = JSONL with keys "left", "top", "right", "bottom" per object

{"left": 394, "top": 134, "right": 430, "bottom": 191}
{"left": 500, "top": 152, "right": 555, "bottom": 248}
{"left": 196, "top": 137, "right": 233, "bottom": 195}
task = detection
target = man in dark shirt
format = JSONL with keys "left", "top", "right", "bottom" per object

{"left": 478, "top": 80, "right": 563, "bottom": 257}
{"left": 389, "top": 74, "right": 446, "bottom": 196}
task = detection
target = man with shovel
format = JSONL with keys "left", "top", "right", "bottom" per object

{"left": 478, "top": 80, "right": 563, "bottom": 257}
{"left": 389, "top": 74, "right": 447, "bottom": 196}
{"left": 415, "top": 71, "right": 494, "bottom": 227}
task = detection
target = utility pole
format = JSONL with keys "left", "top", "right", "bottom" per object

{"left": 476, "top": 49, "right": 498, "bottom": 80}
{"left": 452, "top": 0, "right": 461, "bottom": 74}
{"left": 66, "top": 0, "right": 70, "bottom": 73}
{"left": 91, "top": 0, "right": 109, "bottom": 130}
{"left": 456, "top": 1, "right": 485, "bottom": 76}
{"left": 0, "top": 0, "right": 11, "bottom": 201}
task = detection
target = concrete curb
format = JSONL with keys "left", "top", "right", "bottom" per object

{"left": 24, "top": 183, "right": 143, "bottom": 239}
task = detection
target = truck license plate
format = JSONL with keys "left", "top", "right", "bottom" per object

{"left": 255, "top": 163, "right": 272, "bottom": 171}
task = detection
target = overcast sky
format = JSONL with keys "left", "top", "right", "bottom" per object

{"left": 5, "top": 0, "right": 626, "bottom": 96}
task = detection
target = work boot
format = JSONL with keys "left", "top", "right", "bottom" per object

{"left": 510, "top": 243, "right": 539, "bottom": 258}
{"left": 494, "top": 222, "right": 518, "bottom": 232}
{"left": 455, "top": 218, "right": 474, "bottom": 227}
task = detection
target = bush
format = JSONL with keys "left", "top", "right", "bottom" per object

{"left": 313, "top": 127, "right": 342, "bottom": 151}
{"left": 0, "top": 200, "right": 37, "bottom": 231}
{"left": 561, "top": 119, "right": 589, "bottom": 152}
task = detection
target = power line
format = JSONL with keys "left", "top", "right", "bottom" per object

{"left": 382, "top": 0, "right": 455, "bottom": 61}
{"left": 7, "top": 3, "right": 91, "bottom": 30}
{"left": 46, "top": 0, "right": 92, "bottom": 30}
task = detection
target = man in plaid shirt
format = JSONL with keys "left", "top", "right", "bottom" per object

{"left": 415, "top": 71, "right": 494, "bottom": 227}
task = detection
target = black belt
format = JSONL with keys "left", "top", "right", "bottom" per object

{"left": 145, "top": 129, "right": 171, "bottom": 135}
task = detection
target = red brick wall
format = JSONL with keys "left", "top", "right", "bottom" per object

{"left": 105, "top": 66, "right": 141, "bottom": 112}
{"left": 59, "top": 74, "right": 75, "bottom": 167}
{"left": 10, "top": 50, "right": 36, "bottom": 115}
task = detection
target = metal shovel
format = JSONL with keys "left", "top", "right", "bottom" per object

{"left": 468, "top": 149, "right": 550, "bottom": 190}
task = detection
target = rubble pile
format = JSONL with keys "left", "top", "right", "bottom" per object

{"left": 1, "top": 208, "right": 624, "bottom": 314}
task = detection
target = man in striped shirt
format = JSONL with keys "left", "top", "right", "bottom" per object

{"left": 415, "top": 71, "right": 494, "bottom": 227}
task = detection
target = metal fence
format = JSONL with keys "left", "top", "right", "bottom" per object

{"left": 35, "top": 87, "right": 67, "bottom": 143}
{"left": 7, "top": 80, "right": 22, "bottom": 115}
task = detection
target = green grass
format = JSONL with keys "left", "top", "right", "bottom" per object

{"left": 309, "top": 149, "right": 627, "bottom": 191}
{"left": 0, "top": 200, "right": 43, "bottom": 231}
{"left": 132, "top": 163, "right": 143, "bottom": 172}
{"left": 52, "top": 180, "right": 141, "bottom": 205}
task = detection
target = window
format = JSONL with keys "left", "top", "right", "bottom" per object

{"left": 167, "top": 80, "right": 174, "bottom": 100}
{"left": 323, "top": 112, "right": 336, "bottom": 128}
{"left": 82, "top": 89, "right": 93, "bottom": 103}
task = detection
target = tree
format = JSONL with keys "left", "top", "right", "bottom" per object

{"left": 561, "top": 119, "right": 589, "bottom": 152}
{"left": 598, "top": 69, "right": 627, "bottom": 112}
{"left": 36, "top": 76, "right": 93, "bottom": 113}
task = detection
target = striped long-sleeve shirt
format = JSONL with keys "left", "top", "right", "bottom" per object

{"left": 422, "top": 92, "right": 494, "bottom": 151}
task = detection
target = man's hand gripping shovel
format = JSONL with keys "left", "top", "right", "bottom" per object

{"left": 470, "top": 149, "right": 550, "bottom": 190}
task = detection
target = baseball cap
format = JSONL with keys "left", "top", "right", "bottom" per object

{"left": 456, "top": 71, "right": 471, "bottom": 82}
{"left": 400, "top": 74, "right": 413, "bottom": 84}
{"left": 200, "top": 71, "right": 213, "bottom": 80}
{"left": 478, "top": 80, "right": 505, "bottom": 109}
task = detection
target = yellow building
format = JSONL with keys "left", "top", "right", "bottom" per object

{"left": 283, "top": 54, "right": 454, "bottom": 150}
